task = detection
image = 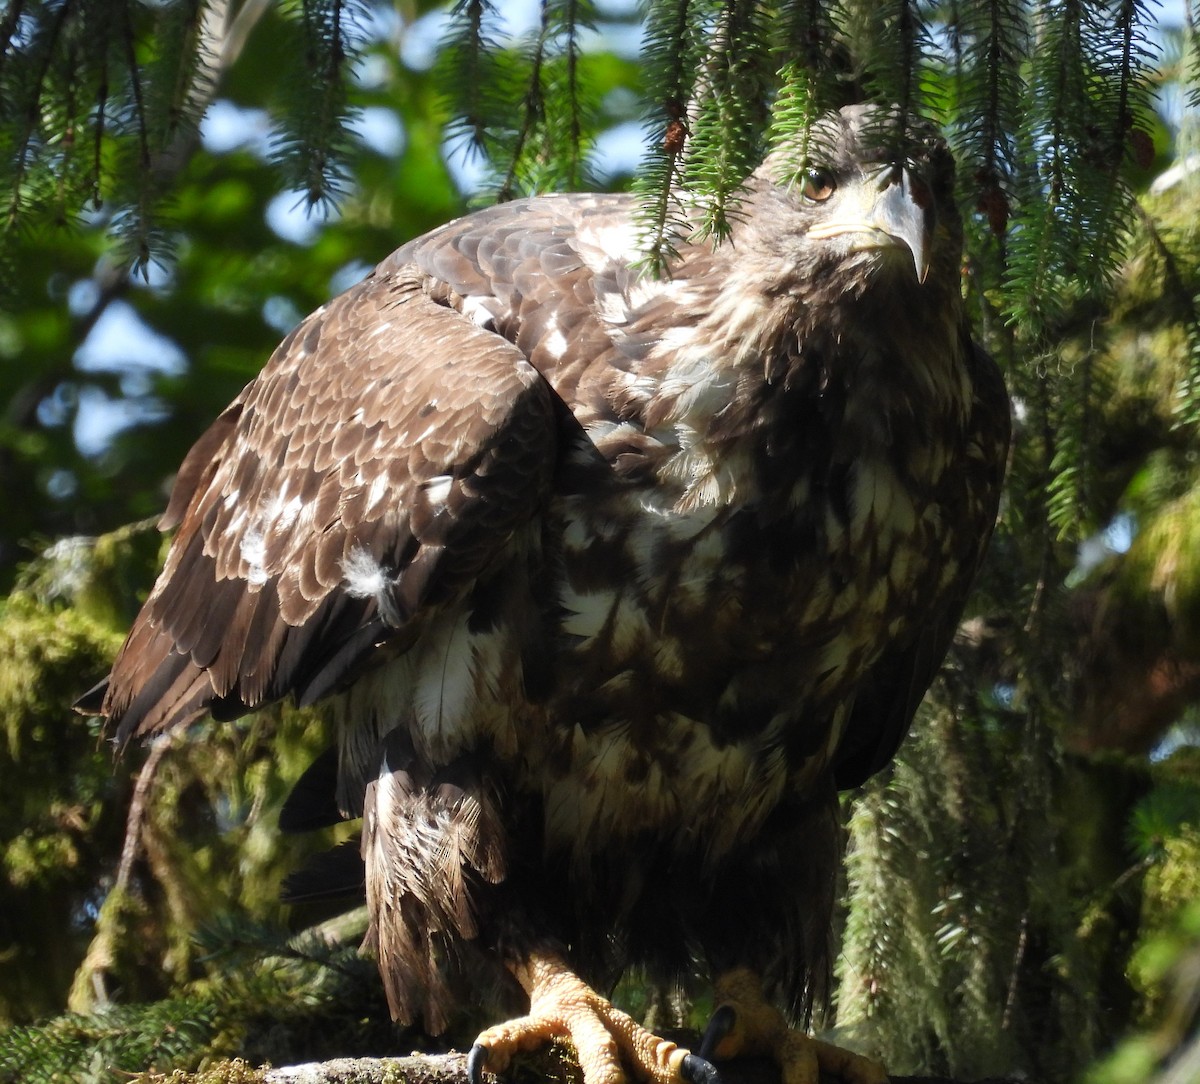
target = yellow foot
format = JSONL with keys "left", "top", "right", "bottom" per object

{"left": 469, "top": 953, "right": 714, "bottom": 1084}
{"left": 700, "top": 968, "right": 887, "bottom": 1084}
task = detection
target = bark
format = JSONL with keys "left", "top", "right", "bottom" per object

{"left": 260, "top": 1050, "right": 1043, "bottom": 1084}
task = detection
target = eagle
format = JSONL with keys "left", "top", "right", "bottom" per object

{"left": 81, "top": 105, "right": 1009, "bottom": 1084}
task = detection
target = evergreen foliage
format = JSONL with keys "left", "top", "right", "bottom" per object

{"left": 0, "top": 528, "right": 351, "bottom": 1026}
{"left": 0, "top": 912, "right": 398, "bottom": 1082}
{"left": 0, "top": 0, "right": 373, "bottom": 277}
{"left": 0, "top": 0, "right": 1168, "bottom": 304}
{"left": 837, "top": 683, "right": 1114, "bottom": 1079}
{"left": 271, "top": 0, "right": 370, "bottom": 211}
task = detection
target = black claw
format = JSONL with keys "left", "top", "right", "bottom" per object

{"left": 698, "top": 1004, "right": 737, "bottom": 1061}
{"left": 468, "top": 1043, "right": 490, "bottom": 1084}
{"left": 681, "top": 1052, "right": 722, "bottom": 1084}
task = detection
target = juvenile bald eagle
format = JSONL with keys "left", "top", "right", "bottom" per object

{"left": 83, "top": 105, "right": 1009, "bottom": 1084}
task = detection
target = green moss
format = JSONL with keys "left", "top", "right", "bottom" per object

{"left": 0, "top": 593, "right": 122, "bottom": 760}
{"left": 1140, "top": 831, "right": 1200, "bottom": 952}
{"left": 128, "top": 1058, "right": 268, "bottom": 1083}
{"left": 3, "top": 830, "right": 80, "bottom": 887}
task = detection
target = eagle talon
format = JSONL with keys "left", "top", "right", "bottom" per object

{"left": 680, "top": 1053, "right": 722, "bottom": 1084}
{"left": 472, "top": 952, "right": 697, "bottom": 1084}
{"left": 468, "top": 1043, "right": 492, "bottom": 1084}
{"left": 698, "top": 1005, "right": 737, "bottom": 1061}
{"left": 706, "top": 969, "right": 887, "bottom": 1084}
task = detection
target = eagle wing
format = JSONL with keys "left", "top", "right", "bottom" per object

{"left": 96, "top": 261, "right": 559, "bottom": 749}
{"left": 833, "top": 335, "right": 1010, "bottom": 789}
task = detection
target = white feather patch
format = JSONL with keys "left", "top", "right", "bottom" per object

{"left": 542, "top": 324, "right": 568, "bottom": 359}
{"left": 342, "top": 546, "right": 388, "bottom": 599}
{"left": 240, "top": 527, "right": 268, "bottom": 586}
{"left": 341, "top": 546, "right": 409, "bottom": 626}
{"left": 422, "top": 474, "right": 453, "bottom": 508}
{"left": 460, "top": 295, "right": 498, "bottom": 328}
{"left": 560, "top": 586, "right": 617, "bottom": 642}
{"left": 574, "top": 219, "right": 642, "bottom": 277}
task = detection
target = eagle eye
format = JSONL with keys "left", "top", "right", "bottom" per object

{"left": 801, "top": 168, "right": 836, "bottom": 202}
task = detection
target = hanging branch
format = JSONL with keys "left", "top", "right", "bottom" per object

{"left": 441, "top": 0, "right": 595, "bottom": 203}
{"left": 116, "top": 0, "right": 156, "bottom": 275}
{"left": 520, "top": 0, "right": 596, "bottom": 194}
{"left": 1005, "top": 0, "right": 1085, "bottom": 338}
{"left": 493, "top": 13, "right": 550, "bottom": 202}
{"left": 558, "top": 0, "right": 588, "bottom": 188}
{"left": 843, "top": 0, "right": 934, "bottom": 160}
{"left": 633, "top": 0, "right": 701, "bottom": 274}
{"left": 951, "top": 0, "right": 1026, "bottom": 250}
{"left": 1, "top": 0, "right": 358, "bottom": 274}
{"left": 272, "top": 0, "right": 365, "bottom": 211}
{"left": 679, "top": 0, "right": 771, "bottom": 242}
{"left": 2, "top": 0, "right": 75, "bottom": 231}
{"left": 767, "top": 0, "right": 839, "bottom": 174}
{"left": 440, "top": 0, "right": 509, "bottom": 175}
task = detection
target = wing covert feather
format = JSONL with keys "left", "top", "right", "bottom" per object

{"left": 101, "top": 264, "right": 557, "bottom": 746}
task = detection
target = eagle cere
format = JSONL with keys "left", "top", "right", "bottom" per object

{"left": 83, "top": 105, "right": 1010, "bottom": 1084}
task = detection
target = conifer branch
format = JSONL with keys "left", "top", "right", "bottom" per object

{"left": 680, "top": 0, "right": 770, "bottom": 242}
{"left": 272, "top": 0, "right": 363, "bottom": 210}
{"left": 495, "top": 7, "right": 551, "bottom": 202}
{"left": 441, "top": 0, "right": 505, "bottom": 165}
{"left": 951, "top": 0, "right": 1024, "bottom": 249}
{"left": 560, "top": 0, "right": 586, "bottom": 186}
{"left": 634, "top": 0, "right": 698, "bottom": 274}
{"left": 4, "top": 0, "right": 73, "bottom": 229}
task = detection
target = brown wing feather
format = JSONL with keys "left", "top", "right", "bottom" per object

{"left": 382, "top": 194, "right": 655, "bottom": 425}
{"left": 99, "top": 264, "right": 557, "bottom": 748}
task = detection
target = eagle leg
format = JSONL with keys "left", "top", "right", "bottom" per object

{"left": 469, "top": 951, "right": 717, "bottom": 1084}
{"left": 699, "top": 969, "right": 886, "bottom": 1084}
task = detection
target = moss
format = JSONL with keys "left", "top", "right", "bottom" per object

{"left": 128, "top": 1057, "right": 268, "bottom": 1083}
{"left": 2, "top": 830, "right": 80, "bottom": 887}
{"left": 15, "top": 521, "right": 167, "bottom": 631}
{"left": 1089, "top": 901, "right": 1200, "bottom": 1083}
{"left": 0, "top": 586, "right": 134, "bottom": 1020}
{"left": 0, "top": 592, "right": 122, "bottom": 761}
{"left": 1140, "top": 830, "right": 1200, "bottom": 945}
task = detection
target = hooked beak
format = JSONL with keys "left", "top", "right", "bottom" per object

{"left": 806, "top": 166, "right": 936, "bottom": 283}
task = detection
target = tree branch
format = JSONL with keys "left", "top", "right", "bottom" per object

{"left": 260, "top": 1051, "right": 1042, "bottom": 1084}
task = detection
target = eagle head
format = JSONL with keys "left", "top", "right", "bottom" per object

{"left": 751, "top": 104, "right": 961, "bottom": 294}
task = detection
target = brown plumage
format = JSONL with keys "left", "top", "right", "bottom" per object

{"left": 83, "top": 105, "right": 1009, "bottom": 1083}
